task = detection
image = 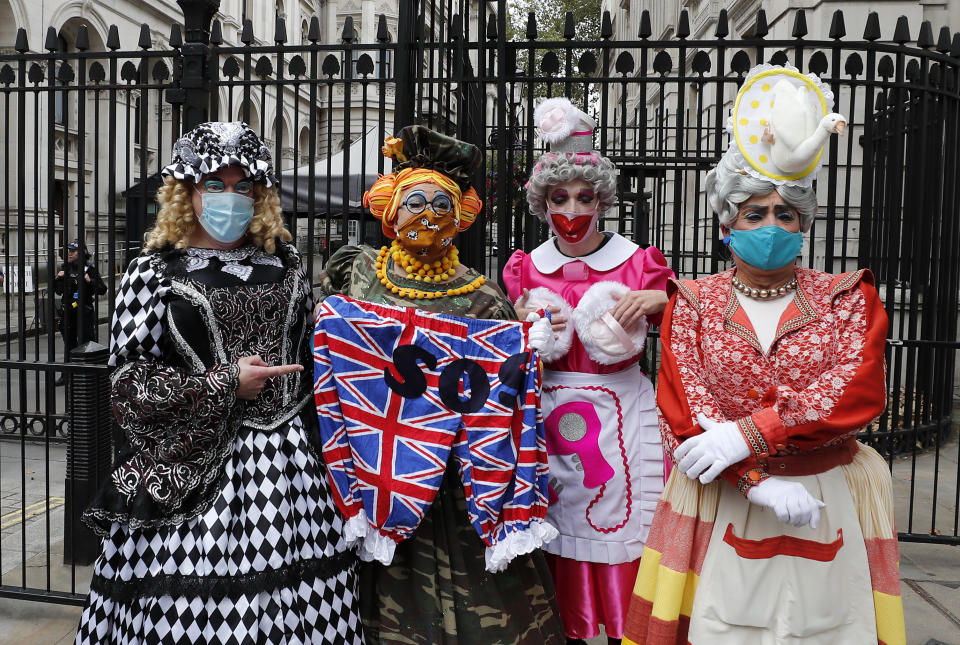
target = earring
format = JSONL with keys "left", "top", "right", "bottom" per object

{"left": 722, "top": 234, "right": 731, "bottom": 245}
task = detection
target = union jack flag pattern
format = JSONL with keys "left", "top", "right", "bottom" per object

{"left": 313, "top": 295, "right": 557, "bottom": 572}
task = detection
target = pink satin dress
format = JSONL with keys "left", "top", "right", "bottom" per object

{"left": 504, "top": 233, "right": 673, "bottom": 640}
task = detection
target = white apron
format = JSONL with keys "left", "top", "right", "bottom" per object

{"left": 688, "top": 465, "right": 877, "bottom": 644}
{"left": 541, "top": 364, "right": 663, "bottom": 564}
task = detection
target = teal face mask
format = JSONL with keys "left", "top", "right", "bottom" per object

{"left": 728, "top": 226, "right": 803, "bottom": 270}
{"left": 198, "top": 192, "right": 255, "bottom": 243}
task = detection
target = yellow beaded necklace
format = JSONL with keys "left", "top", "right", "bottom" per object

{"left": 375, "top": 243, "right": 486, "bottom": 300}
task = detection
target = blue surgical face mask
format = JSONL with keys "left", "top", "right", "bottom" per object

{"left": 727, "top": 225, "right": 803, "bottom": 270}
{"left": 198, "top": 192, "right": 255, "bottom": 243}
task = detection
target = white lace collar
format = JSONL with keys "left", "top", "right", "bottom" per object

{"left": 184, "top": 244, "right": 284, "bottom": 282}
{"left": 529, "top": 233, "right": 639, "bottom": 274}
{"left": 186, "top": 244, "right": 259, "bottom": 262}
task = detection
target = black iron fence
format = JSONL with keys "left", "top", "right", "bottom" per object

{"left": 0, "top": 0, "right": 957, "bottom": 605}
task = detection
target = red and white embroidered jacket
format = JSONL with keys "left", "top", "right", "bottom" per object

{"left": 657, "top": 266, "right": 889, "bottom": 494}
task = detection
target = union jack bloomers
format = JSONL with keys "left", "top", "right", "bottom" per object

{"left": 313, "top": 295, "right": 557, "bottom": 572}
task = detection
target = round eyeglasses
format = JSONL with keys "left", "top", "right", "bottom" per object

{"left": 400, "top": 190, "right": 454, "bottom": 216}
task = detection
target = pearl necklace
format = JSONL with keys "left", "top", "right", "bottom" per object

{"left": 375, "top": 245, "right": 485, "bottom": 300}
{"left": 731, "top": 274, "right": 797, "bottom": 299}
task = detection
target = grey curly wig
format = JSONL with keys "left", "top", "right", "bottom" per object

{"left": 704, "top": 151, "right": 818, "bottom": 232}
{"left": 526, "top": 152, "right": 618, "bottom": 221}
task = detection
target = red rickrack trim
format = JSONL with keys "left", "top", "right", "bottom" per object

{"left": 543, "top": 383, "right": 631, "bottom": 534}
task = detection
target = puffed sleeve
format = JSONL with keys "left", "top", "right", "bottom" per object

{"left": 639, "top": 246, "right": 673, "bottom": 327}
{"left": 656, "top": 280, "right": 770, "bottom": 494}
{"left": 108, "top": 253, "right": 240, "bottom": 435}
{"left": 502, "top": 249, "right": 527, "bottom": 303}
{"left": 109, "top": 255, "right": 170, "bottom": 367}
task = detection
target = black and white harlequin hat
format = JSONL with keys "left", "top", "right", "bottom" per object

{"left": 161, "top": 121, "right": 276, "bottom": 187}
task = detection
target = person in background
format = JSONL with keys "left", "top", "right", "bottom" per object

{"left": 54, "top": 239, "right": 107, "bottom": 384}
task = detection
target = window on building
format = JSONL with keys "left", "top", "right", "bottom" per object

{"left": 243, "top": 0, "right": 254, "bottom": 24}
{"left": 341, "top": 48, "right": 361, "bottom": 76}
{"left": 133, "top": 97, "right": 141, "bottom": 144}
{"left": 377, "top": 49, "right": 392, "bottom": 79}
{"left": 54, "top": 35, "right": 68, "bottom": 125}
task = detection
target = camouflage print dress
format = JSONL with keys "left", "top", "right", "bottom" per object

{"left": 317, "top": 244, "right": 566, "bottom": 645}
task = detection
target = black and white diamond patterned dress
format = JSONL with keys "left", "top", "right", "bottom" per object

{"left": 75, "top": 243, "right": 362, "bottom": 645}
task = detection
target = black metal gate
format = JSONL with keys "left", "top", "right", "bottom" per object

{"left": 0, "top": 0, "right": 957, "bottom": 605}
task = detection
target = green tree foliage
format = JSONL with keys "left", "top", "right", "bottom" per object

{"left": 506, "top": 0, "right": 603, "bottom": 108}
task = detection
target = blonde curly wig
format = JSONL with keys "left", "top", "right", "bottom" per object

{"left": 145, "top": 176, "right": 291, "bottom": 254}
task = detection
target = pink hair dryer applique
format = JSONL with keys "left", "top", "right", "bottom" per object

{"left": 544, "top": 401, "right": 613, "bottom": 496}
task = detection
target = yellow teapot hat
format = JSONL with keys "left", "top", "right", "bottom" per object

{"left": 726, "top": 64, "right": 847, "bottom": 189}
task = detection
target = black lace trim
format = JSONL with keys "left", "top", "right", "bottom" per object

{"left": 89, "top": 550, "right": 356, "bottom": 602}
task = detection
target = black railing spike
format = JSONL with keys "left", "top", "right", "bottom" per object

{"left": 486, "top": 13, "right": 497, "bottom": 40}
{"left": 893, "top": 16, "right": 910, "bottom": 44}
{"left": 563, "top": 12, "right": 575, "bottom": 39}
{"left": 715, "top": 9, "right": 729, "bottom": 38}
{"left": 341, "top": 16, "right": 354, "bottom": 43}
{"left": 14, "top": 28, "right": 27, "bottom": 53}
{"left": 639, "top": 10, "right": 652, "bottom": 38}
{"left": 863, "top": 12, "right": 881, "bottom": 41}
{"left": 107, "top": 25, "right": 121, "bottom": 50}
{"left": 917, "top": 21, "right": 933, "bottom": 49}
{"left": 76, "top": 25, "right": 89, "bottom": 51}
{"left": 937, "top": 26, "right": 951, "bottom": 53}
{"left": 601, "top": 11, "right": 613, "bottom": 40}
{"left": 526, "top": 12, "right": 537, "bottom": 40}
{"left": 951, "top": 33, "right": 960, "bottom": 58}
{"left": 450, "top": 14, "right": 462, "bottom": 41}
{"left": 829, "top": 10, "right": 845, "bottom": 40}
{"left": 210, "top": 20, "right": 223, "bottom": 45}
{"left": 755, "top": 10, "right": 768, "bottom": 38}
{"left": 169, "top": 24, "right": 183, "bottom": 48}
{"left": 275, "top": 16, "right": 287, "bottom": 43}
{"left": 138, "top": 23, "right": 152, "bottom": 49}
{"left": 241, "top": 19, "right": 254, "bottom": 45}
{"left": 309, "top": 16, "right": 321, "bottom": 42}
{"left": 677, "top": 10, "right": 690, "bottom": 39}
{"left": 792, "top": 10, "right": 808, "bottom": 38}
{"left": 376, "top": 14, "right": 389, "bottom": 42}
{"left": 44, "top": 26, "right": 58, "bottom": 51}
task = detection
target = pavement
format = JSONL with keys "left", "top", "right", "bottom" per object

{"left": 0, "top": 439, "right": 948, "bottom": 644}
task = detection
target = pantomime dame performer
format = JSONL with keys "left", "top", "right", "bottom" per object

{"left": 623, "top": 65, "right": 905, "bottom": 645}
{"left": 75, "top": 122, "right": 363, "bottom": 644}
{"left": 315, "top": 125, "right": 565, "bottom": 645}
{"left": 504, "top": 98, "right": 673, "bottom": 645}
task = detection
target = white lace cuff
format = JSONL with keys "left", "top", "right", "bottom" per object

{"left": 484, "top": 519, "right": 559, "bottom": 573}
{"left": 358, "top": 529, "right": 398, "bottom": 566}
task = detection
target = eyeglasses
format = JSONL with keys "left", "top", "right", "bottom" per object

{"left": 199, "top": 178, "right": 254, "bottom": 195}
{"left": 400, "top": 191, "right": 454, "bottom": 216}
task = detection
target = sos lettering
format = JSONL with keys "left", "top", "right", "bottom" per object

{"left": 383, "top": 345, "right": 530, "bottom": 413}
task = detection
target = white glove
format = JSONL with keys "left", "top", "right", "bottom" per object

{"left": 673, "top": 413, "right": 751, "bottom": 484}
{"left": 526, "top": 311, "right": 556, "bottom": 357}
{"left": 747, "top": 476, "right": 825, "bottom": 529}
